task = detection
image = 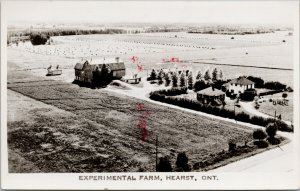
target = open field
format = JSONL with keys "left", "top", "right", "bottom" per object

{"left": 9, "top": 30, "right": 293, "bottom": 86}
{"left": 257, "top": 92, "right": 293, "bottom": 122}
{"left": 7, "top": 75, "right": 270, "bottom": 172}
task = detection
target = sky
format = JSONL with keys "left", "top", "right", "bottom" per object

{"left": 5, "top": 1, "right": 298, "bottom": 26}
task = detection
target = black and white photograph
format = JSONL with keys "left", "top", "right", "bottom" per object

{"left": 1, "top": 0, "right": 299, "bottom": 190}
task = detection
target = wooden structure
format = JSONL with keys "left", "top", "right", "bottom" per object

{"left": 122, "top": 74, "right": 141, "bottom": 84}
{"left": 197, "top": 86, "right": 225, "bottom": 105}
{"left": 74, "top": 57, "right": 126, "bottom": 83}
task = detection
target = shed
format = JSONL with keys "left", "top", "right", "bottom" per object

{"left": 197, "top": 86, "right": 225, "bottom": 105}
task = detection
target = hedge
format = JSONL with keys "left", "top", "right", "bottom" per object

{"left": 149, "top": 91, "right": 293, "bottom": 132}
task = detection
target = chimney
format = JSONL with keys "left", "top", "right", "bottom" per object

{"left": 116, "top": 57, "right": 120, "bottom": 63}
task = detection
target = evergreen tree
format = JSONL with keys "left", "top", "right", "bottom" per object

{"left": 165, "top": 73, "right": 171, "bottom": 86}
{"left": 180, "top": 73, "right": 186, "bottom": 87}
{"left": 204, "top": 69, "right": 211, "bottom": 81}
{"left": 172, "top": 73, "right": 178, "bottom": 87}
{"left": 188, "top": 71, "right": 193, "bottom": 89}
{"left": 196, "top": 70, "right": 202, "bottom": 80}
{"left": 212, "top": 68, "right": 218, "bottom": 82}
{"left": 150, "top": 69, "right": 157, "bottom": 80}
{"left": 157, "top": 69, "right": 164, "bottom": 85}
{"left": 219, "top": 69, "right": 223, "bottom": 80}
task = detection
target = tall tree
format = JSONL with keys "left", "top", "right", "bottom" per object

{"left": 180, "top": 73, "right": 186, "bottom": 87}
{"left": 172, "top": 73, "right": 178, "bottom": 87}
{"left": 150, "top": 69, "right": 157, "bottom": 80}
{"left": 212, "top": 68, "right": 218, "bottom": 82}
{"left": 196, "top": 70, "right": 202, "bottom": 80}
{"left": 219, "top": 69, "right": 223, "bottom": 80}
{"left": 188, "top": 71, "right": 193, "bottom": 89}
{"left": 164, "top": 73, "right": 171, "bottom": 86}
{"left": 204, "top": 69, "right": 211, "bottom": 81}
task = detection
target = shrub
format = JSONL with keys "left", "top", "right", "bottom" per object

{"left": 164, "top": 73, "right": 171, "bottom": 87}
{"left": 253, "top": 129, "right": 267, "bottom": 141}
{"left": 254, "top": 140, "right": 269, "bottom": 148}
{"left": 247, "top": 76, "right": 264, "bottom": 88}
{"left": 264, "top": 81, "right": 287, "bottom": 90}
{"left": 30, "top": 33, "right": 49, "bottom": 45}
{"left": 266, "top": 123, "right": 278, "bottom": 138}
{"left": 156, "top": 156, "right": 172, "bottom": 172}
{"left": 176, "top": 152, "right": 191, "bottom": 172}
{"left": 282, "top": 93, "right": 288, "bottom": 99}
{"left": 235, "top": 112, "right": 250, "bottom": 123}
{"left": 267, "top": 137, "right": 281, "bottom": 145}
{"left": 228, "top": 141, "right": 236, "bottom": 151}
{"left": 194, "top": 80, "right": 209, "bottom": 91}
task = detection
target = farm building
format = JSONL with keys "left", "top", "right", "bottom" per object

{"left": 197, "top": 86, "right": 225, "bottom": 106}
{"left": 227, "top": 77, "right": 255, "bottom": 95}
{"left": 122, "top": 74, "right": 141, "bottom": 84}
{"left": 74, "top": 57, "right": 126, "bottom": 83}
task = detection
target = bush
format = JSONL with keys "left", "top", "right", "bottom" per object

{"left": 176, "top": 152, "right": 191, "bottom": 172}
{"left": 235, "top": 112, "right": 250, "bottom": 123}
{"left": 267, "top": 137, "right": 281, "bottom": 145}
{"left": 266, "top": 123, "right": 278, "bottom": 138}
{"left": 247, "top": 76, "right": 264, "bottom": 88}
{"left": 264, "top": 81, "right": 287, "bottom": 90}
{"left": 228, "top": 141, "right": 236, "bottom": 152}
{"left": 194, "top": 80, "right": 209, "bottom": 91}
{"left": 282, "top": 93, "right": 288, "bottom": 99}
{"left": 30, "top": 33, "right": 49, "bottom": 45}
{"left": 253, "top": 129, "right": 267, "bottom": 141}
{"left": 254, "top": 140, "right": 269, "bottom": 148}
{"left": 156, "top": 156, "right": 172, "bottom": 172}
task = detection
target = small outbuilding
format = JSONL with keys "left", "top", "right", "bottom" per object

{"left": 197, "top": 86, "right": 225, "bottom": 106}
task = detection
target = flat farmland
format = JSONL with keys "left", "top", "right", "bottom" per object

{"left": 7, "top": 77, "right": 261, "bottom": 172}
{"left": 10, "top": 30, "right": 294, "bottom": 86}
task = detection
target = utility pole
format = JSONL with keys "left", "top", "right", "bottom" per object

{"left": 155, "top": 134, "right": 158, "bottom": 171}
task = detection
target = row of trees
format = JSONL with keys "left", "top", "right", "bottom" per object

{"left": 9, "top": 28, "right": 127, "bottom": 45}
{"left": 148, "top": 67, "right": 224, "bottom": 91}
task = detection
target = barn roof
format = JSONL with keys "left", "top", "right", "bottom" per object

{"left": 229, "top": 77, "right": 254, "bottom": 85}
{"left": 197, "top": 87, "right": 225, "bottom": 96}
{"left": 74, "top": 63, "right": 84, "bottom": 70}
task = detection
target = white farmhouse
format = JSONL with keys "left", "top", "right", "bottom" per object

{"left": 228, "top": 77, "right": 255, "bottom": 94}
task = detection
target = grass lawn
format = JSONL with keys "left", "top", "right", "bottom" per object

{"left": 257, "top": 92, "right": 293, "bottom": 122}
{"left": 7, "top": 74, "right": 267, "bottom": 173}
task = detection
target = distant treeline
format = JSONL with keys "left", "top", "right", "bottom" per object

{"left": 187, "top": 30, "right": 274, "bottom": 35}
{"left": 8, "top": 28, "right": 127, "bottom": 45}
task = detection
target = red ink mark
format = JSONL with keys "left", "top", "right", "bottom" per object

{"left": 135, "top": 103, "right": 151, "bottom": 142}
{"left": 131, "top": 56, "right": 143, "bottom": 72}
{"left": 162, "top": 58, "right": 166, "bottom": 63}
{"left": 136, "top": 103, "right": 145, "bottom": 111}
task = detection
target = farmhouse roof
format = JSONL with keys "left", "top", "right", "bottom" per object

{"left": 74, "top": 63, "right": 84, "bottom": 70}
{"left": 197, "top": 87, "right": 225, "bottom": 96}
{"left": 229, "top": 77, "right": 254, "bottom": 85}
